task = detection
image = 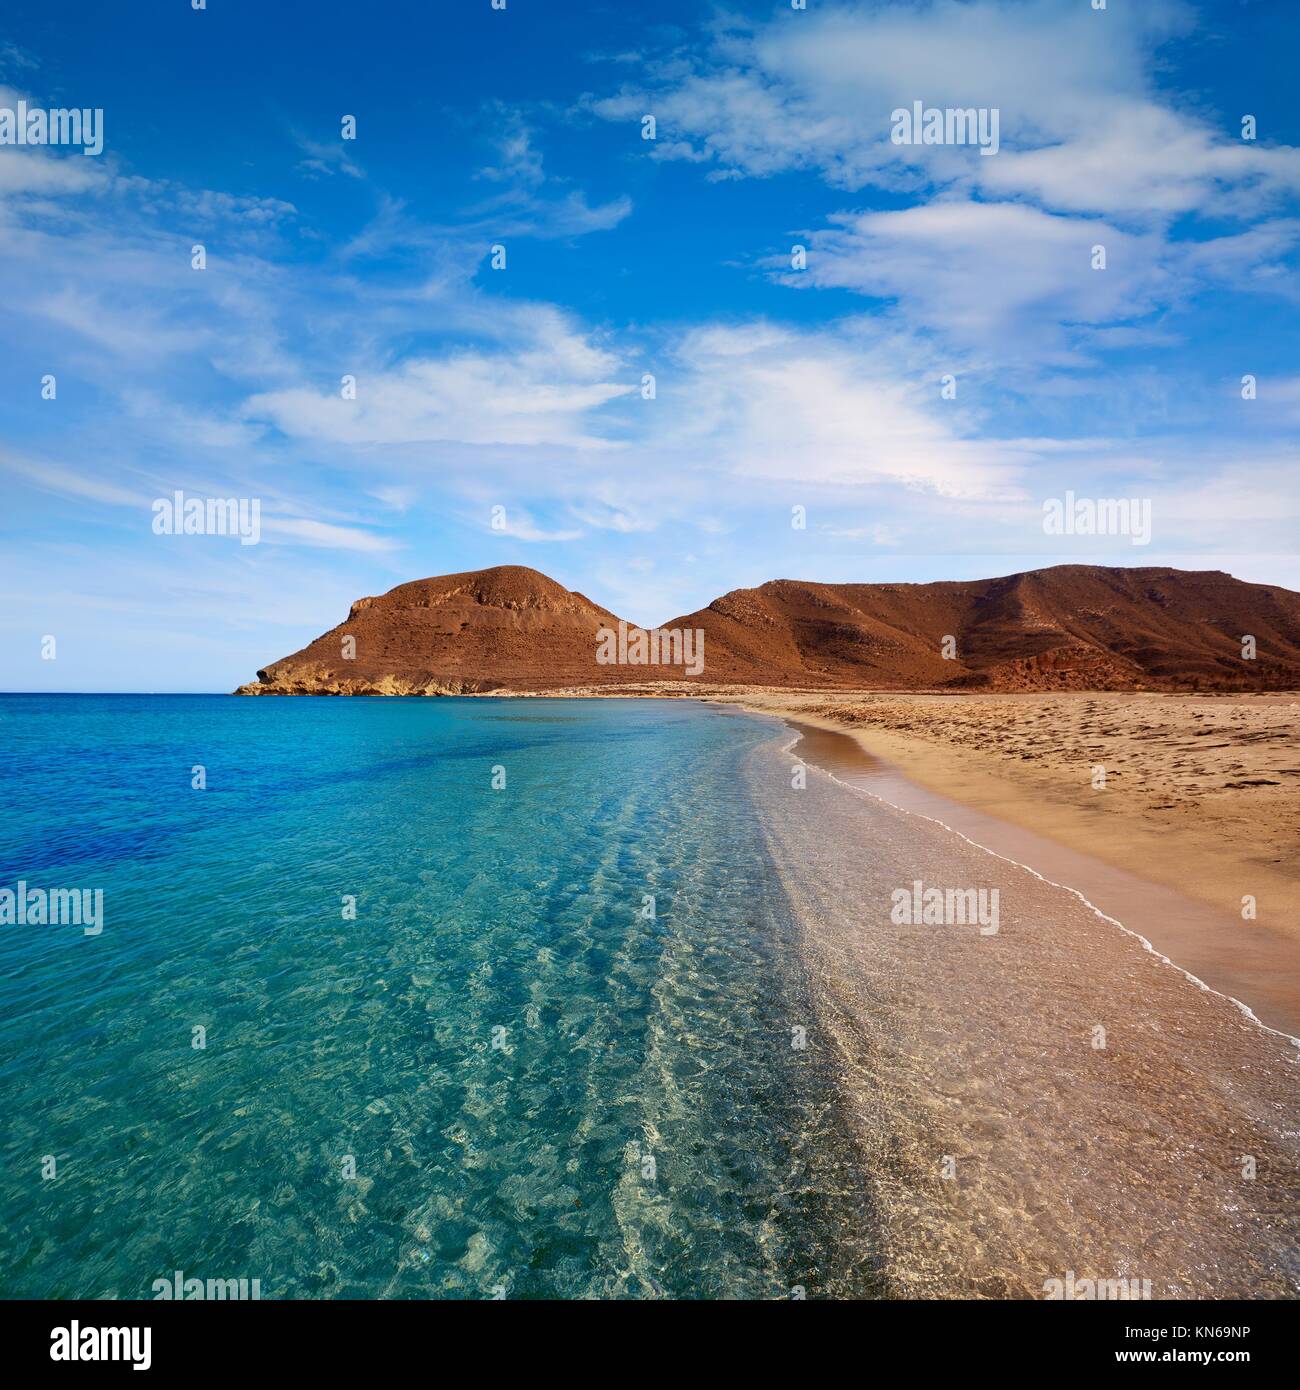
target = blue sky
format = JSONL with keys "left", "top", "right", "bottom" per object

{"left": 2, "top": 0, "right": 1299, "bottom": 691}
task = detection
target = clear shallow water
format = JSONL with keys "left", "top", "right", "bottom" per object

{"left": 0, "top": 695, "right": 876, "bottom": 1299}
{"left": 2, "top": 694, "right": 1297, "bottom": 1300}
{"left": 750, "top": 740, "right": 1300, "bottom": 1299}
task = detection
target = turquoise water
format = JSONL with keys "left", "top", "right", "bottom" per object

{"left": 8, "top": 695, "right": 1298, "bottom": 1299}
{"left": 0, "top": 695, "right": 876, "bottom": 1299}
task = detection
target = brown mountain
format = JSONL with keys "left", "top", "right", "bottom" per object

{"left": 236, "top": 566, "right": 624, "bottom": 695}
{"left": 662, "top": 566, "right": 1300, "bottom": 691}
{"left": 236, "top": 563, "right": 1300, "bottom": 694}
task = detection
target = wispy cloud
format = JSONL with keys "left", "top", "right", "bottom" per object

{"left": 588, "top": 0, "right": 1298, "bottom": 219}
{"left": 292, "top": 129, "right": 364, "bottom": 180}
{"left": 260, "top": 517, "right": 400, "bottom": 551}
{"left": 0, "top": 450, "right": 150, "bottom": 508}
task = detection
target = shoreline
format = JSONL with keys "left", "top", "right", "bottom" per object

{"left": 708, "top": 691, "right": 1300, "bottom": 924}
{"left": 736, "top": 703, "right": 1300, "bottom": 1296}
{"left": 707, "top": 691, "right": 1300, "bottom": 1041}
{"left": 775, "top": 714, "right": 1300, "bottom": 1043}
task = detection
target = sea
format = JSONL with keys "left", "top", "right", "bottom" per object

{"left": 1, "top": 695, "right": 1297, "bottom": 1298}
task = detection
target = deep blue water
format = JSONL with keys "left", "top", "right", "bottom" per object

{"left": 0, "top": 695, "right": 876, "bottom": 1299}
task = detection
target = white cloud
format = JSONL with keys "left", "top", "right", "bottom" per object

{"left": 483, "top": 508, "right": 582, "bottom": 542}
{"left": 461, "top": 110, "right": 633, "bottom": 239}
{"left": 786, "top": 200, "right": 1172, "bottom": 360}
{"left": 138, "top": 183, "right": 297, "bottom": 225}
{"left": 244, "top": 329, "right": 634, "bottom": 450}
{"left": 979, "top": 102, "right": 1300, "bottom": 217}
{"left": 33, "top": 284, "right": 207, "bottom": 359}
{"left": 120, "top": 391, "right": 264, "bottom": 450}
{"left": 293, "top": 130, "right": 364, "bottom": 180}
{"left": 461, "top": 178, "right": 632, "bottom": 241}
{"left": 655, "top": 320, "right": 1028, "bottom": 497}
{"left": 369, "top": 484, "right": 419, "bottom": 511}
{"left": 476, "top": 114, "right": 546, "bottom": 188}
{"left": 0, "top": 146, "right": 104, "bottom": 198}
{"left": 0, "top": 450, "right": 150, "bottom": 507}
{"left": 260, "top": 517, "right": 400, "bottom": 552}
{"left": 825, "top": 523, "right": 902, "bottom": 545}
{"left": 568, "top": 491, "right": 659, "bottom": 533}
{"left": 590, "top": 0, "right": 1300, "bottom": 220}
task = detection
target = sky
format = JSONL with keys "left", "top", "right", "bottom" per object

{"left": 2, "top": 0, "right": 1299, "bottom": 691}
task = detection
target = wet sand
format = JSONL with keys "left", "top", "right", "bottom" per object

{"left": 739, "top": 719, "right": 1300, "bottom": 1298}
{"left": 784, "top": 718, "right": 1300, "bottom": 1042}
{"left": 727, "top": 691, "right": 1300, "bottom": 926}
{"left": 692, "top": 689, "right": 1300, "bottom": 1042}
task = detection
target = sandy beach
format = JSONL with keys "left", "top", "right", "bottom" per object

{"left": 707, "top": 688, "right": 1300, "bottom": 1037}
{"left": 716, "top": 691, "right": 1300, "bottom": 925}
